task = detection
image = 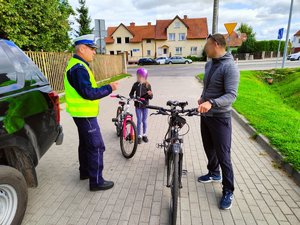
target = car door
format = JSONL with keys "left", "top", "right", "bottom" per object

{"left": 178, "top": 57, "right": 185, "bottom": 64}
{"left": 0, "top": 40, "right": 58, "bottom": 158}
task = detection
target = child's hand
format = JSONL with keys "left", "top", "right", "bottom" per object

{"left": 147, "top": 90, "right": 152, "bottom": 96}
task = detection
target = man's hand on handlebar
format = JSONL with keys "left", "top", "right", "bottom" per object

{"left": 198, "top": 101, "right": 212, "bottom": 113}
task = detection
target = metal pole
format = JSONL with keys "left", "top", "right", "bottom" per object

{"left": 276, "top": 40, "right": 282, "bottom": 68}
{"left": 282, "top": 0, "right": 294, "bottom": 68}
{"left": 212, "top": 0, "right": 219, "bottom": 34}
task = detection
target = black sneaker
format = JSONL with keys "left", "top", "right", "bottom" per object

{"left": 138, "top": 137, "right": 142, "bottom": 144}
{"left": 142, "top": 136, "right": 149, "bottom": 143}
{"left": 90, "top": 180, "right": 114, "bottom": 191}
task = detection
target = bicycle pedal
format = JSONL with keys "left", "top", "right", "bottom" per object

{"left": 182, "top": 169, "right": 188, "bottom": 175}
{"left": 112, "top": 118, "right": 118, "bottom": 122}
{"left": 156, "top": 143, "right": 164, "bottom": 148}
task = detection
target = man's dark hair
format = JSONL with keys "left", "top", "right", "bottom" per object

{"left": 208, "top": 33, "right": 227, "bottom": 48}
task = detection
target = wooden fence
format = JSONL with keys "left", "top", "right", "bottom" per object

{"left": 25, "top": 51, "right": 125, "bottom": 92}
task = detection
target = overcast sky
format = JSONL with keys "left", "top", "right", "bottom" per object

{"left": 69, "top": 0, "right": 300, "bottom": 40}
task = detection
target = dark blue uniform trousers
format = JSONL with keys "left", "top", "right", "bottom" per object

{"left": 73, "top": 117, "right": 105, "bottom": 186}
{"left": 201, "top": 116, "right": 234, "bottom": 193}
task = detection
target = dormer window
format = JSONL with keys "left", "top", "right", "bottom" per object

{"left": 174, "top": 22, "right": 180, "bottom": 28}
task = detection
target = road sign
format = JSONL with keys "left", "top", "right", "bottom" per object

{"left": 278, "top": 28, "right": 284, "bottom": 40}
{"left": 224, "top": 23, "right": 237, "bottom": 35}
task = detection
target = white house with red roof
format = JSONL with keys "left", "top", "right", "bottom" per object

{"left": 292, "top": 30, "right": 300, "bottom": 53}
{"left": 105, "top": 15, "right": 208, "bottom": 60}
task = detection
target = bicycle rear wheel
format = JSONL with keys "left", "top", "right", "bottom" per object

{"left": 115, "top": 107, "right": 122, "bottom": 137}
{"left": 120, "top": 120, "right": 138, "bottom": 158}
{"left": 170, "top": 153, "right": 179, "bottom": 225}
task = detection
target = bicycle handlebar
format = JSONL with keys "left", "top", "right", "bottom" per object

{"left": 110, "top": 94, "right": 145, "bottom": 102}
{"left": 146, "top": 104, "right": 199, "bottom": 116}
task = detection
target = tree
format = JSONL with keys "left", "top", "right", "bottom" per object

{"left": 237, "top": 23, "right": 256, "bottom": 39}
{"left": 75, "top": 0, "right": 93, "bottom": 36}
{"left": 0, "top": 0, "right": 74, "bottom": 51}
{"left": 238, "top": 36, "right": 257, "bottom": 53}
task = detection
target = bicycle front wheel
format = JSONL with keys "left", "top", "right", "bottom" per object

{"left": 170, "top": 153, "right": 179, "bottom": 225}
{"left": 120, "top": 120, "right": 138, "bottom": 159}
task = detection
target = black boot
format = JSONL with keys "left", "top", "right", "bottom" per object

{"left": 138, "top": 137, "right": 142, "bottom": 144}
{"left": 142, "top": 136, "right": 149, "bottom": 143}
{"left": 90, "top": 180, "right": 114, "bottom": 191}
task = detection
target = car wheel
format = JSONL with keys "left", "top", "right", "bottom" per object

{"left": 0, "top": 166, "right": 28, "bottom": 225}
{"left": 298, "top": 57, "right": 300, "bottom": 60}
{"left": 168, "top": 62, "right": 172, "bottom": 64}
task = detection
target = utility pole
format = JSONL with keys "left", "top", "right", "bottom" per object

{"left": 212, "top": 0, "right": 219, "bottom": 34}
{"left": 282, "top": 0, "right": 294, "bottom": 68}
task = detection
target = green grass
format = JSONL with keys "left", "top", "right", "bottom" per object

{"left": 59, "top": 73, "right": 131, "bottom": 104}
{"left": 197, "top": 69, "right": 300, "bottom": 171}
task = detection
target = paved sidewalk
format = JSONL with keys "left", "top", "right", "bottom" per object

{"left": 22, "top": 75, "right": 300, "bottom": 225}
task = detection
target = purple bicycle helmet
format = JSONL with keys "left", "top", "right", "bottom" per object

{"left": 136, "top": 68, "right": 148, "bottom": 79}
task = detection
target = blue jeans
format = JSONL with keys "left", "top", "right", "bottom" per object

{"left": 73, "top": 117, "right": 105, "bottom": 186}
{"left": 135, "top": 107, "right": 148, "bottom": 136}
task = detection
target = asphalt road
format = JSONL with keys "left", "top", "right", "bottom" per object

{"left": 128, "top": 59, "right": 300, "bottom": 77}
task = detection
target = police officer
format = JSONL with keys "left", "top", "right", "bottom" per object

{"left": 64, "top": 34, "right": 118, "bottom": 191}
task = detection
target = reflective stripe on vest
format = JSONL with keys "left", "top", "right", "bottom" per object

{"left": 64, "top": 57, "right": 99, "bottom": 117}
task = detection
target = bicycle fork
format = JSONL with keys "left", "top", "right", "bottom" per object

{"left": 123, "top": 114, "right": 134, "bottom": 139}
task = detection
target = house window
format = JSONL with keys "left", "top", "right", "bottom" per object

{"left": 146, "top": 39, "right": 151, "bottom": 43}
{"left": 168, "top": 33, "right": 175, "bottom": 41}
{"left": 110, "top": 51, "right": 114, "bottom": 55}
{"left": 298, "top": 39, "right": 300, "bottom": 44}
{"left": 116, "top": 50, "right": 121, "bottom": 54}
{"left": 174, "top": 22, "right": 180, "bottom": 28}
{"left": 125, "top": 37, "right": 130, "bottom": 43}
{"left": 191, "top": 47, "right": 197, "bottom": 55}
{"left": 117, "top": 37, "right": 122, "bottom": 44}
{"left": 179, "top": 33, "right": 186, "bottom": 41}
{"left": 175, "top": 47, "right": 182, "bottom": 55}
{"left": 147, "top": 50, "right": 151, "bottom": 56}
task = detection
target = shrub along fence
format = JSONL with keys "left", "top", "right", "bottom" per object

{"left": 25, "top": 51, "right": 126, "bottom": 92}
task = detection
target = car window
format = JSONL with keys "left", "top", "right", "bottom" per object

{"left": 2, "top": 41, "right": 47, "bottom": 87}
{"left": 0, "top": 46, "right": 17, "bottom": 88}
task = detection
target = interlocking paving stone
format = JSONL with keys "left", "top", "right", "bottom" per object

{"left": 22, "top": 75, "right": 300, "bottom": 225}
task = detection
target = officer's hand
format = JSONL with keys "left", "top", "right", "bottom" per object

{"left": 198, "top": 101, "right": 212, "bottom": 113}
{"left": 110, "top": 82, "right": 119, "bottom": 91}
{"left": 147, "top": 90, "right": 152, "bottom": 96}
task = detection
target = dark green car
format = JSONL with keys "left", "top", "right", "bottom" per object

{"left": 0, "top": 39, "right": 63, "bottom": 225}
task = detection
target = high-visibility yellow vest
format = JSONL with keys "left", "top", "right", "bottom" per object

{"left": 64, "top": 57, "right": 99, "bottom": 117}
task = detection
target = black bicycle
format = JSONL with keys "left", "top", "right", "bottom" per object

{"left": 146, "top": 101, "right": 198, "bottom": 225}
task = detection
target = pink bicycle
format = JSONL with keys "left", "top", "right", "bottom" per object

{"left": 111, "top": 94, "right": 142, "bottom": 158}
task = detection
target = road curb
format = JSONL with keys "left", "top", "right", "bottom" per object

{"left": 195, "top": 75, "right": 300, "bottom": 186}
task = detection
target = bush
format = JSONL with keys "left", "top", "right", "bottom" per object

{"left": 238, "top": 40, "right": 285, "bottom": 54}
{"left": 187, "top": 51, "right": 207, "bottom": 62}
{"left": 186, "top": 55, "right": 201, "bottom": 62}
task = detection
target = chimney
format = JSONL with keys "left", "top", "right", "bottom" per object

{"left": 184, "top": 15, "right": 188, "bottom": 19}
{"left": 130, "top": 22, "right": 135, "bottom": 26}
{"left": 147, "top": 22, "right": 151, "bottom": 26}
